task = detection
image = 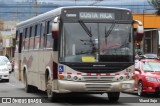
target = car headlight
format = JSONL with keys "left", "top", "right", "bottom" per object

{"left": 146, "top": 77, "right": 157, "bottom": 82}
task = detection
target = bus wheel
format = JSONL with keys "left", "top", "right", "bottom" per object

{"left": 138, "top": 81, "right": 144, "bottom": 96}
{"left": 46, "top": 75, "right": 57, "bottom": 102}
{"left": 107, "top": 92, "right": 120, "bottom": 102}
{"left": 24, "top": 73, "right": 33, "bottom": 93}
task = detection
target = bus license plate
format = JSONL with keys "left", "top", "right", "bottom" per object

{"left": 122, "top": 84, "right": 131, "bottom": 89}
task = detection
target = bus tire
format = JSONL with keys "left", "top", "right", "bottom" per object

{"left": 46, "top": 74, "right": 57, "bottom": 102}
{"left": 107, "top": 92, "right": 120, "bottom": 102}
{"left": 24, "top": 72, "right": 33, "bottom": 93}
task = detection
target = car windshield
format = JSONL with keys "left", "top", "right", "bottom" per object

{"left": 142, "top": 61, "right": 160, "bottom": 72}
{"left": 59, "top": 22, "right": 133, "bottom": 63}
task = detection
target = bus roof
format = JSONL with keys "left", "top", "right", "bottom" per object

{"left": 17, "top": 6, "right": 131, "bottom": 28}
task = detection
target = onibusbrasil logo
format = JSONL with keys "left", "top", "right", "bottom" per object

{"left": 1, "top": 98, "right": 43, "bottom": 104}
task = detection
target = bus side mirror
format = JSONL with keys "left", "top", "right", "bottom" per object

{"left": 134, "top": 20, "right": 144, "bottom": 42}
{"left": 136, "top": 25, "right": 144, "bottom": 41}
{"left": 52, "top": 17, "right": 59, "bottom": 51}
{"left": 52, "top": 17, "right": 59, "bottom": 39}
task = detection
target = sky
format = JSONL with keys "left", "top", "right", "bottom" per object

{"left": 0, "top": 0, "right": 158, "bottom": 21}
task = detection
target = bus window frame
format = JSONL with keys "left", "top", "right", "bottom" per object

{"left": 15, "top": 30, "right": 19, "bottom": 53}
{"left": 18, "top": 32, "right": 23, "bottom": 53}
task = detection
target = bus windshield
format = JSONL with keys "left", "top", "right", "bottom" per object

{"left": 59, "top": 22, "right": 133, "bottom": 63}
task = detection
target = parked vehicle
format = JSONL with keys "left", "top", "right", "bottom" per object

{"left": 134, "top": 57, "right": 160, "bottom": 96}
{"left": 0, "top": 60, "right": 9, "bottom": 82}
{"left": 0, "top": 56, "right": 12, "bottom": 73}
{"left": 143, "top": 53, "right": 159, "bottom": 59}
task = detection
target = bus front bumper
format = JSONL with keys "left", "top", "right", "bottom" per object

{"left": 56, "top": 80, "right": 134, "bottom": 93}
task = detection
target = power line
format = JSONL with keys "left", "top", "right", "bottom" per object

{"left": 0, "top": 12, "right": 44, "bottom": 14}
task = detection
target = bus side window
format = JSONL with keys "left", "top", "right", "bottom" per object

{"left": 46, "top": 20, "right": 53, "bottom": 49}
{"left": 34, "top": 24, "right": 39, "bottom": 49}
{"left": 24, "top": 28, "right": 27, "bottom": 50}
{"left": 22, "top": 29, "right": 25, "bottom": 51}
{"left": 29, "top": 26, "right": 34, "bottom": 50}
{"left": 40, "top": 22, "right": 45, "bottom": 49}
{"left": 15, "top": 30, "right": 19, "bottom": 52}
{"left": 34, "top": 24, "right": 41, "bottom": 49}
{"left": 24, "top": 27, "right": 29, "bottom": 50}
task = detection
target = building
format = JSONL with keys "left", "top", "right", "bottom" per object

{"left": 0, "top": 21, "right": 17, "bottom": 60}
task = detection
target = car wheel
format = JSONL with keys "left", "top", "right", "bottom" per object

{"left": 138, "top": 81, "right": 144, "bottom": 96}
{"left": 108, "top": 92, "right": 120, "bottom": 102}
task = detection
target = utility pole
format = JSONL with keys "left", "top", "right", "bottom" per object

{"left": 16, "top": 1, "right": 19, "bottom": 21}
{"left": 34, "top": 0, "right": 38, "bottom": 16}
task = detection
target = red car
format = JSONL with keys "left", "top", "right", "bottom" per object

{"left": 134, "top": 58, "right": 160, "bottom": 96}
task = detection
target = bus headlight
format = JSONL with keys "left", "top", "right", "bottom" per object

{"left": 126, "top": 76, "right": 130, "bottom": 80}
{"left": 119, "top": 76, "right": 124, "bottom": 81}
{"left": 67, "top": 75, "right": 72, "bottom": 80}
{"left": 73, "top": 76, "right": 78, "bottom": 81}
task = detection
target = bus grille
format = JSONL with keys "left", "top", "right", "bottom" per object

{"left": 83, "top": 76, "right": 114, "bottom": 82}
{"left": 85, "top": 84, "right": 112, "bottom": 91}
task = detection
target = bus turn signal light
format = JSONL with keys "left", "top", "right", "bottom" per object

{"left": 59, "top": 75, "right": 64, "bottom": 80}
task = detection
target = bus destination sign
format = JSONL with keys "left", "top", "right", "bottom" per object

{"left": 79, "top": 12, "right": 115, "bottom": 20}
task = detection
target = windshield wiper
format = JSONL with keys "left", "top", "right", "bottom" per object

{"left": 79, "top": 20, "right": 97, "bottom": 54}
{"left": 78, "top": 20, "right": 93, "bottom": 37}
{"left": 104, "top": 22, "right": 116, "bottom": 44}
{"left": 105, "top": 22, "right": 116, "bottom": 38}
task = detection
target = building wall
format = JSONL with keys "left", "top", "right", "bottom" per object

{"left": 133, "top": 14, "right": 160, "bottom": 28}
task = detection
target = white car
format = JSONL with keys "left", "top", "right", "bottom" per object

{"left": 0, "top": 56, "right": 12, "bottom": 73}
{"left": 0, "top": 60, "right": 9, "bottom": 82}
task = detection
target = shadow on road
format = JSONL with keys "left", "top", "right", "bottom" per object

{"left": 20, "top": 90, "right": 127, "bottom": 105}
{"left": 123, "top": 92, "right": 160, "bottom": 98}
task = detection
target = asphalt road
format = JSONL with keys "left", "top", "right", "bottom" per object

{"left": 0, "top": 72, "right": 160, "bottom": 106}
